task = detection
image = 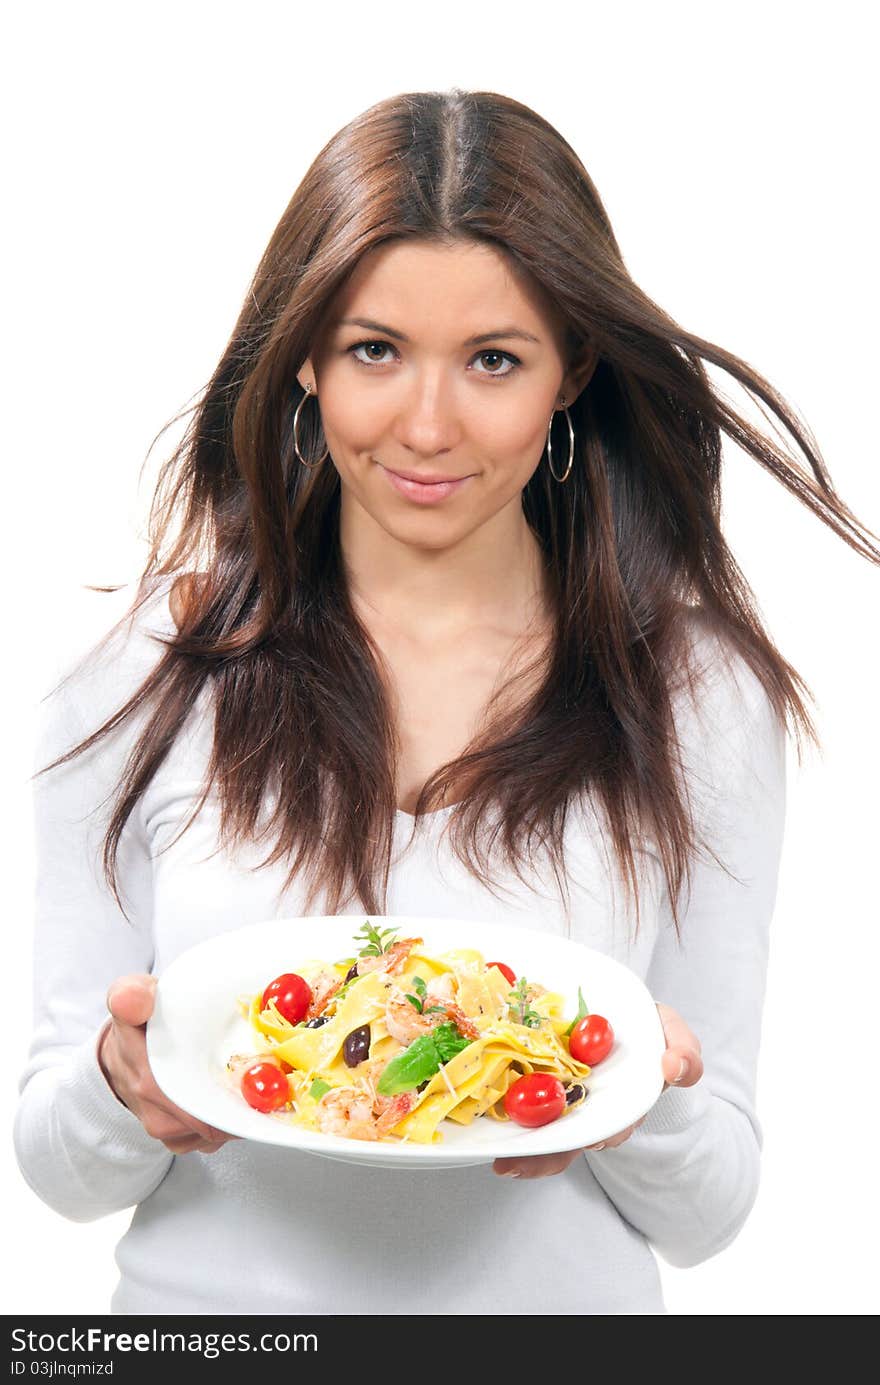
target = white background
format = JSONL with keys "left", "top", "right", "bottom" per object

{"left": 3, "top": 0, "right": 878, "bottom": 1315}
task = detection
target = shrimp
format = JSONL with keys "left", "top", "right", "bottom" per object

{"left": 360, "top": 1059, "right": 421, "bottom": 1132}
{"left": 305, "top": 969, "right": 344, "bottom": 1021}
{"left": 383, "top": 984, "right": 482, "bottom": 1045}
{"left": 384, "top": 987, "right": 441, "bottom": 1045}
{"left": 421, "top": 973, "right": 483, "bottom": 1035}
{"left": 434, "top": 1001, "right": 481, "bottom": 1042}
{"left": 315, "top": 1084, "right": 417, "bottom": 1141}
{"left": 356, "top": 936, "right": 424, "bottom": 977}
{"left": 315, "top": 1087, "right": 382, "bottom": 1140}
{"left": 373, "top": 1090, "right": 418, "bottom": 1134}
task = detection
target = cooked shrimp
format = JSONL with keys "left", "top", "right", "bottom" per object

{"left": 356, "top": 936, "right": 424, "bottom": 977}
{"left": 305, "top": 970, "right": 344, "bottom": 1021}
{"left": 373, "top": 1090, "right": 418, "bottom": 1134}
{"left": 434, "top": 1001, "right": 481, "bottom": 1041}
{"left": 315, "top": 1087, "right": 381, "bottom": 1140}
{"left": 314, "top": 1084, "right": 417, "bottom": 1141}
{"left": 384, "top": 987, "right": 439, "bottom": 1045}
{"left": 384, "top": 985, "right": 482, "bottom": 1045}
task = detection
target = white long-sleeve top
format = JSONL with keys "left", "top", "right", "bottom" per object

{"left": 14, "top": 577, "right": 787, "bottom": 1315}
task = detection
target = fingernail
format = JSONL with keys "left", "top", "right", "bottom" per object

{"left": 500, "top": 1170, "right": 521, "bottom": 1178}
{"left": 673, "top": 1058, "right": 689, "bottom": 1084}
{"left": 590, "top": 1142, "right": 606, "bottom": 1151}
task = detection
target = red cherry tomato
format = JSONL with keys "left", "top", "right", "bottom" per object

{"left": 568, "top": 1014, "right": 614, "bottom": 1066}
{"left": 240, "top": 1062, "right": 290, "bottom": 1113}
{"left": 503, "top": 1072, "right": 566, "bottom": 1127}
{"left": 261, "top": 973, "right": 312, "bottom": 1025}
{"left": 487, "top": 961, "right": 517, "bottom": 986}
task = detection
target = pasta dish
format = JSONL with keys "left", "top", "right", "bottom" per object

{"left": 225, "top": 920, "right": 604, "bottom": 1144}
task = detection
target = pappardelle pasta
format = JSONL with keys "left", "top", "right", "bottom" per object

{"left": 225, "top": 921, "right": 612, "bottom": 1144}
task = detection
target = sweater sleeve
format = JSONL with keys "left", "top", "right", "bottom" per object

{"left": 13, "top": 584, "right": 175, "bottom": 1222}
{"left": 584, "top": 628, "right": 788, "bottom": 1268}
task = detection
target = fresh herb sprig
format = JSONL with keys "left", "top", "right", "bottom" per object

{"left": 508, "top": 976, "right": 543, "bottom": 1029}
{"left": 353, "top": 919, "right": 400, "bottom": 958}
{"left": 404, "top": 976, "right": 446, "bottom": 1016}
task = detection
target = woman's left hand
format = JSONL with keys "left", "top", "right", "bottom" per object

{"left": 492, "top": 1002, "right": 703, "bottom": 1179}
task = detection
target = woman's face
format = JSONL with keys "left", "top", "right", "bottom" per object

{"left": 297, "top": 238, "right": 595, "bottom": 552}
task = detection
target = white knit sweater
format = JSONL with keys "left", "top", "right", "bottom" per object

{"left": 14, "top": 578, "right": 787, "bottom": 1315}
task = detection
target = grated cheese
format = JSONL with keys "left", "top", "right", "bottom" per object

{"left": 438, "top": 1062, "right": 458, "bottom": 1099}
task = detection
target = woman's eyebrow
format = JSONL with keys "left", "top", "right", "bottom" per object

{"left": 335, "top": 316, "right": 540, "bottom": 345}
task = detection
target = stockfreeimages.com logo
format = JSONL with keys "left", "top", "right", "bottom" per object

{"left": 11, "top": 1328, "right": 317, "bottom": 1360}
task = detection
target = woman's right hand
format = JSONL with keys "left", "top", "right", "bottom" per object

{"left": 97, "top": 973, "right": 239, "bottom": 1156}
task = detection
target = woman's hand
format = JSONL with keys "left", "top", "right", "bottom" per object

{"left": 97, "top": 973, "right": 239, "bottom": 1156}
{"left": 492, "top": 1002, "right": 702, "bottom": 1179}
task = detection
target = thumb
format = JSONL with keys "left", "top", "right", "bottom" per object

{"left": 661, "top": 1047, "right": 703, "bottom": 1089}
{"left": 107, "top": 974, "right": 157, "bottom": 1029}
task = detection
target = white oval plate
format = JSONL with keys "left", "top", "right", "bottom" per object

{"left": 146, "top": 914, "right": 666, "bottom": 1169}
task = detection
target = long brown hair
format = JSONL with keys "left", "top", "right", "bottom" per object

{"left": 36, "top": 87, "right": 880, "bottom": 937}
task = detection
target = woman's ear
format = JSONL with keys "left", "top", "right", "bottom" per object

{"left": 295, "top": 359, "right": 315, "bottom": 392}
{"left": 562, "top": 344, "right": 599, "bottom": 405}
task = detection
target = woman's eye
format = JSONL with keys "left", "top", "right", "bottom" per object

{"left": 471, "top": 350, "right": 519, "bottom": 378}
{"left": 350, "top": 341, "right": 395, "bottom": 365}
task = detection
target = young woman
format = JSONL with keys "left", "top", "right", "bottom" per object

{"left": 15, "top": 88, "right": 879, "bottom": 1316}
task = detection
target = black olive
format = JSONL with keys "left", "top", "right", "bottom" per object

{"left": 304, "top": 1015, "right": 331, "bottom": 1029}
{"left": 343, "top": 1023, "right": 371, "bottom": 1068}
{"left": 564, "top": 1082, "right": 588, "bottom": 1108}
{"left": 344, "top": 962, "right": 359, "bottom": 983}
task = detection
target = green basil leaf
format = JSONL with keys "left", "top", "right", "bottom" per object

{"left": 432, "top": 1021, "right": 473, "bottom": 1064}
{"left": 564, "top": 986, "right": 590, "bottom": 1036}
{"left": 376, "top": 1033, "right": 441, "bottom": 1095}
{"left": 309, "top": 1078, "right": 332, "bottom": 1100}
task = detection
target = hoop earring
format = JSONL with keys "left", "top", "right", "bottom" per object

{"left": 546, "top": 395, "right": 575, "bottom": 483}
{"left": 293, "top": 382, "right": 329, "bottom": 469}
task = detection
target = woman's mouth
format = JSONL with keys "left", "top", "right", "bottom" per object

{"left": 378, "top": 463, "right": 474, "bottom": 505}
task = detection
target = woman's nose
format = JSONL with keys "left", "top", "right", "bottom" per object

{"left": 391, "top": 376, "right": 463, "bottom": 456}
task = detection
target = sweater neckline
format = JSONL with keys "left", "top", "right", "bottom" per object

{"left": 395, "top": 803, "right": 458, "bottom": 824}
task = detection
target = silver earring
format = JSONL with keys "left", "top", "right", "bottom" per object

{"left": 293, "top": 382, "right": 329, "bottom": 469}
{"left": 546, "top": 395, "right": 575, "bottom": 483}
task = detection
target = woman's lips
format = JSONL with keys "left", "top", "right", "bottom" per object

{"left": 379, "top": 464, "right": 473, "bottom": 505}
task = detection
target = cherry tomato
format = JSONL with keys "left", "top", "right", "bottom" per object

{"left": 487, "top": 961, "right": 517, "bottom": 986}
{"left": 568, "top": 1014, "right": 614, "bottom": 1066}
{"left": 503, "top": 1072, "right": 566, "bottom": 1127}
{"left": 240, "top": 1062, "right": 291, "bottom": 1113}
{"left": 261, "top": 972, "right": 312, "bottom": 1025}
